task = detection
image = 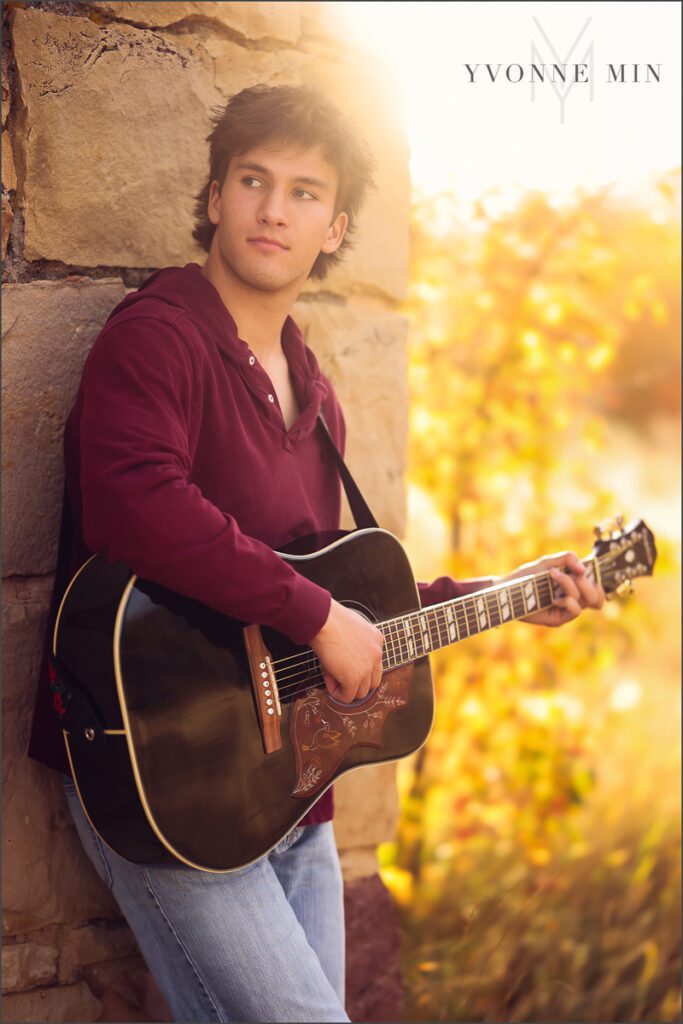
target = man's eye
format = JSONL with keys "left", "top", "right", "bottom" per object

{"left": 293, "top": 189, "right": 316, "bottom": 200}
{"left": 242, "top": 176, "right": 263, "bottom": 188}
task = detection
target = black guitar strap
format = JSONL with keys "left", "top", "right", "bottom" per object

{"left": 316, "top": 411, "right": 379, "bottom": 530}
{"left": 46, "top": 486, "right": 106, "bottom": 740}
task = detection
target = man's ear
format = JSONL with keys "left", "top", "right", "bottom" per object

{"left": 207, "top": 181, "right": 221, "bottom": 226}
{"left": 321, "top": 211, "right": 349, "bottom": 255}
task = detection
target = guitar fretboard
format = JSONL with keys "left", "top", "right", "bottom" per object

{"left": 378, "top": 557, "right": 600, "bottom": 671}
{"left": 274, "top": 557, "right": 602, "bottom": 697}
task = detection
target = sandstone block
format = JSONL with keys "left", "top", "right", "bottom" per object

{"left": 2, "top": 129, "right": 17, "bottom": 191}
{"left": 62, "top": 922, "right": 139, "bottom": 970}
{"left": 11, "top": 8, "right": 302, "bottom": 268}
{"left": 12, "top": 7, "right": 211, "bottom": 267}
{"left": 91, "top": 2, "right": 301, "bottom": 43}
{"left": 1, "top": 57, "right": 10, "bottom": 128}
{"left": 333, "top": 762, "right": 400, "bottom": 879}
{"left": 1, "top": 941, "right": 58, "bottom": 992}
{"left": 0, "top": 981, "right": 102, "bottom": 1023}
{"left": 292, "top": 301, "right": 409, "bottom": 537}
{"left": 1, "top": 191, "right": 12, "bottom": 258}
{"left": 86, "top": 962, "right": 173, "bottom": 1022}
{"left": 1, "top": 279, "right": 126, "bottom": 575}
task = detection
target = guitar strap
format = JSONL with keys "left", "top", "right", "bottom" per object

{"left": 46, "top": 487, "right": 107, "bottom": 741}
{"left": 316, "top": 411, "right": 379, "bottom": 530}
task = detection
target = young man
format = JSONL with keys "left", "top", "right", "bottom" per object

{"left": 28, "top": 85, "right": 604, "bottom": 1022}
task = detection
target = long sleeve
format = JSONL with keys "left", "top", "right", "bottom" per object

{"left": 418, "top": 575, "right": 495, "bottom": 607}
{"left": 76, "top": 316, "right": 332, "bottom": 645}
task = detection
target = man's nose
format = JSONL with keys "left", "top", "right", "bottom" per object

{"left": 257, "top": 188, "right": 288, "bottom": 226}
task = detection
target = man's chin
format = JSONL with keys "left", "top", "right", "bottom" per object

{"left": 230, "top": 262, "right": 304, "bottom": 295}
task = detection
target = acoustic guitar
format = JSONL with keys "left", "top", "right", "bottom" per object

{"left": 52, "top": 517, "right": 656, "bottom": 872}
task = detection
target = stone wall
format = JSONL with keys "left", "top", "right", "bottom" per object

{"left": 1, "top": 3, "right": 410, "bottom": 1021}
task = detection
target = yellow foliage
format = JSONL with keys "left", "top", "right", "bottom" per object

{"left": 391, "top": 171, "right": 681, "bottom": 1023}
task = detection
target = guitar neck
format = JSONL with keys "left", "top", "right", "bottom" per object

{"left": 379, "top": 555, "right": 602, "bottom": 670}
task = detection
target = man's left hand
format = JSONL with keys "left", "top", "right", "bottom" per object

{"left": 503, "top": 551, "right": 605, "bottom": 628}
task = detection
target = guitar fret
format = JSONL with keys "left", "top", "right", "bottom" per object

{"left": 511, "top": 583, "right": 527, "bottom": 618}
{"left": 427, "top": 610, "right": 441, "bottom": 652}
{"left": 475, "top": 593, "right": 490, "bottom": 632}
{"left": 417, "top": 612, "right": 429, "bottom": 652}
{"left": 456, "top": 601, "right": 470, "bottom": 638}
{"left": 388, "top": 619, "right": 400, "bottom": 667}
{"left": 537, "top": 573, "right": 552, "bottom": 607}
{"left": 446, "top": 603, "right": 458, "bottom": 642}
{"left": 405, "top": 617, "right": 416, "bottom": 660}
{"left": 487, "top": 590, "right": 500, "bottom": 628}
{"left": 434, "top": 608, "right": 448, "bottom": 650}
{"left": 464, "top": 597, "right": 479, "bottom": 636}
{"left": 409, "top": 614, "right": 423, "bottom": 658}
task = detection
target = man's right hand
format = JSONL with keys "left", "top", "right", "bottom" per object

{"left": 310, "top": 599, "right": 384, "bottom": 704}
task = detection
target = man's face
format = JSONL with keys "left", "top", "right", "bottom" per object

{"left": 207, "top": 143, "right": 348, "bottom": 295}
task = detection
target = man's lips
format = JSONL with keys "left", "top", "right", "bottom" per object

{"left": 247, "top": 236, "right": 289, "bottom": 251}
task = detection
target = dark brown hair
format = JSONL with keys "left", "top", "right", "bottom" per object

{"left": 192, "top": 84, "right": 376, "bottom": 280}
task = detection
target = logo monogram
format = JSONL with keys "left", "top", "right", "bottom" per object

{"left": 530, "top": 17, "right": 594, "bottom": 123}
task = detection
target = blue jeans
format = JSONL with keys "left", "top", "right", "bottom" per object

{"left": 63, "top": 776, "right": 350, "bottom": 1022}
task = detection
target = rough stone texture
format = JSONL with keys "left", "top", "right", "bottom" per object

{"left": 61, "top": 922, "right": 140, "bottom": 972}
{"left": 91, "top": 1, "right": 301, "bottom": 44}
{"left": 0, "top": 980, "right": 102, "bottom": 1023}
{"left": 13, "top": 7, "right": 212, "bottom": 267}
{"left": 1, "top": 191, "right": 11, "bottom": 258}
{"left": 2, "top": 576, "right": 121, "bottom": 932}
{"left": 1, "top": 941, "right": 58, "bottom": 992}
{"left": 2, "top": 131, "right": 17, "bottom": 191}
{"left": 344, "top": 874, "right": 404, "bottom": 1022}
{"left": 333, "top": 763, "right": 400, "bottom": 880}
{"left": 2, "top": 279, "right": 127, "bottom": 576}
{"left": 84, "top": 960, "right": 172, "bottom": 1021}
{"left": 12, "top": 7, "right": 302, "bottom": 268}
{"left": 1, "top": 56, "right": 10, "bottom": 128}
{"left": 293, "top": 301, "right": 409, "bottom": 538}
{"left": 92, "top": 962, "right": 174, "bottom": 1019}
{"left": 11, "top": 5, "right": 407, "bottom": 301}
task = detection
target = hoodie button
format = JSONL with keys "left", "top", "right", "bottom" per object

{"left": 267, "top": 393, "right": 275, "bottom": 403}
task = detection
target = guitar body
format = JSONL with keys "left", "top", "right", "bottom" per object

{"left": 55, "top": 528, "right": 434, "bottom": 872}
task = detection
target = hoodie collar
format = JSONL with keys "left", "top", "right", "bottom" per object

{"left": 128, "top": 263, "right": 328, "bottom": 441}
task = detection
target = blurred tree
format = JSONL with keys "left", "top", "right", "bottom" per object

{"left": 387, "top": 171, "right": 681, "bottom": 1022}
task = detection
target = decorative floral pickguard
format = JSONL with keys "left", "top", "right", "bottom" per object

{"left": 290, "top": 670, "right": 411, "bottom": 797}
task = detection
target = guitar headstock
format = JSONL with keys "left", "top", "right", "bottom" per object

{"left": 591, "top": 517, "right": 657, "bottom": 598}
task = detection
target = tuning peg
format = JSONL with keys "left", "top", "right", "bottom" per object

{"left": 616, "top": 515, "right": 624, "bottom": 532}
{"left": 594, "top": 525, "right": 603, "bottom": 540}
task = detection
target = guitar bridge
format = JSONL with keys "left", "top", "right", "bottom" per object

{"left": 243, "top": 625, "right": 282, "bottom": 754}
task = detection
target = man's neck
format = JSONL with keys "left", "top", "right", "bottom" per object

{"left": 201, "top": 251, "right": 299, "bottom": 366}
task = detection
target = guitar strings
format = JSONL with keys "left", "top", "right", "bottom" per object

{"left": 274, "top": 573, "right": 559, "bottom": 698}
{"left": 272, "top": 568, "right": 565, "bottom": 685}
{"left": 271, "top": 558, "right": 624, "bottom": 701}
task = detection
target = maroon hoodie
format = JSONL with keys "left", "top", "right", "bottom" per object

{"left": 28, "top": 262, "right": 489, "bottom": 827}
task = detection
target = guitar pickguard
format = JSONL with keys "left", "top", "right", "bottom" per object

{"left": 290, "top": 668, "right": 412, "bottom": 797}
